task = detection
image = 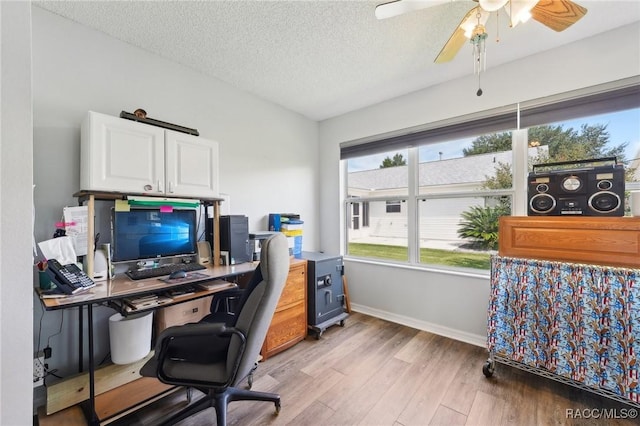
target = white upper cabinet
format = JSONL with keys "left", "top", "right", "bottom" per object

{"left": 81, "top": 111, "right": 219, "bottom": 198}
{"left": 165, "top": 130, "right": 219, "bottom": 197}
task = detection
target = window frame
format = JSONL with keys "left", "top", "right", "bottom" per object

{"left": 385, "top": 200, "right": 401, "bottom": 213}
{"left": 341, "top": 77, "right": 640, "bottom": 272}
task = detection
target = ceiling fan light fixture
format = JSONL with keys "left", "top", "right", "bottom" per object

{"left": 478, "top": 0, "right": 509, "bottom": 12}
{"left": 506, "top": 0, "right": 539, "bottom": 27}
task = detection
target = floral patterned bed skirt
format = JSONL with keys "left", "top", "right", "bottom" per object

{"left": 488, "top": 255, "right": 640, "bottom": 403}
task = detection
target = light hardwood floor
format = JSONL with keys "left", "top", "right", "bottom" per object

{"left": 41, "top": 312, "right": 639, "bottom": 426}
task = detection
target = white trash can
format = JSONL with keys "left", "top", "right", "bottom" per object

{"left": 108, "top": 312, "right": 153, "bottom": 365}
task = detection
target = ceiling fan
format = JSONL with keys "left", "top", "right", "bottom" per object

{"left": 375, "top": 0, "right": 587, "bottom": 95}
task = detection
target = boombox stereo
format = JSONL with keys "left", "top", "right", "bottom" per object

{"left": 528, "top": 157, "right": 625, "bottom": 216}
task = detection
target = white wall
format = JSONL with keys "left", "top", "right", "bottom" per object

{"left": 32, "top": 7, "right": 319, "bottom": 242}
{"left": 319, "top": 23, "right": 640, "bottom": 345}
{"left": 31, "top": 6, "right": 318, "bottom": 386}
{"left": 1, "top": 2, "right": 34, "bottom": 424}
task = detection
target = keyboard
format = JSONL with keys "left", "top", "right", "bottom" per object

{"left": 126, "top": 262, "right": 206, "bottom": 281}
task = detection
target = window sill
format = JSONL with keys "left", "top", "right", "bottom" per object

{"left": 343, "top": 255, "right": 490, "bottom": 280}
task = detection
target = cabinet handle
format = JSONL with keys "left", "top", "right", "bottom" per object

{"left": 168, "top": 181, "right": 174, "bottom": 193}
{"left": 157, "top": 179, "right": 163, "bottom": 193}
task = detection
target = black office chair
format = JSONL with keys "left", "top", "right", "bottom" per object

{"left": 140, "top": 233, "right": 290, "bottom": 425}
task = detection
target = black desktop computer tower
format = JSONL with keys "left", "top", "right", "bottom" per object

{"left": 219, "top": 215, "right": 251, "bottom": 265}
{"left": 301, "top": 251, "right": 348, "bottom": 338}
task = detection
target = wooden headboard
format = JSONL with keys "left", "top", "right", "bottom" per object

{"left": 498, "top": 216, "right": 640, "bottom": 268}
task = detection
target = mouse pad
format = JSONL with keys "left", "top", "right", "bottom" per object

{"left": 158, "top": 272, "right": 210, "bottom": 284}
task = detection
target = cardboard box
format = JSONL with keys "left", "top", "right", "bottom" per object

{"left": 155, "top": 296, "right": 213, "bottom": 333}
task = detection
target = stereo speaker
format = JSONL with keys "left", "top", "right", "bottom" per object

{"left": 197, "top": 241, "right": 212, "bottom": 266}
{"left": 528, "top": 158, "right": 624, "bottom": 216}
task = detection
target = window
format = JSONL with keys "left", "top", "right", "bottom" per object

{"left": 351, "top": 202, "right": 360, "bottom": 230}
{"left": 386, "top": 201, "right": 401, "bottom": 213}
{"left": 345, "top": 149, "right": 408, "bottom": 262}
{"left": 418, "top": 195, "right": 511, "bottom": 270}
{"left": 416, "top": 134, "right": 514, "bottom": 269}
{"left": 346, "top": 199, "right": 408, "bottom": 262}
{"left": 342, "top": 80, "right": 640, "bottom": 272}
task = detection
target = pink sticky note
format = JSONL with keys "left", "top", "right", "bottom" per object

{"left": 160, "top": 205, "right": 173, "bottom": 213}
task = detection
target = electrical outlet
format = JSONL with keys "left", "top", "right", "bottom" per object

{"left": 33, "top": 356, "right": 45, "bottom": 388}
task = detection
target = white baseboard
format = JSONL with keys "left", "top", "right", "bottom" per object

{"left": 350, "top": 303, "right": 486, "bottom": 348}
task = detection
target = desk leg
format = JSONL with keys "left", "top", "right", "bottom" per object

{"left": 80, "top": 304, "right": 99, "bottom": 425}
{"left": 79, "top": 308, "right": 84, "bottom": 373}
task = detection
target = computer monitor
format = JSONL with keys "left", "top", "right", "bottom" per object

{"left": 111, "top": 209, "right": 198, "bottom": 263}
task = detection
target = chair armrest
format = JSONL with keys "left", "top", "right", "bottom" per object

{"left": 155, "top": 322, "right": 244, "bottom": 353}
{"left": 155, "top": 322, "right": 246, "bottom": 359}
{"left": 157, "top": 321, "right": 230, "bottom": 341}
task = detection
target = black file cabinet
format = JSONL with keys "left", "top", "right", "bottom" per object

{"left": 300, "top": 251, "right": 348, "bottom": 338}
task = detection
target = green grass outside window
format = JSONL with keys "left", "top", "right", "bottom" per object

{"left": 348, "top": 243, "right": 491, "bottom": 270}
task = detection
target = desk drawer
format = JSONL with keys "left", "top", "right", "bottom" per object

{"left": 277, "top": 264, "right": 306, "bottom": 309}
{"left": 262, "top": 302, "right": 307, "bottom": 357}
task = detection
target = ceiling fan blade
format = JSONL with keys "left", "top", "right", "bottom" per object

{"left": 434, "top": 26, "right": 468, "bottom": 63}
{"left": 434, "top": 6, "right": 484, "bottom": 63}
{"left": 375, "top": 0, "right": 452, "bottom": 20}
{"left": 530, "top": 0, "right": 588, "bottom": 32}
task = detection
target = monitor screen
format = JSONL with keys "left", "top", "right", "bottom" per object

{"left": 111, "top": 209, "right": 198, "bottom": 263}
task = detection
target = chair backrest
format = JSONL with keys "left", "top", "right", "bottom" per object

{"left": 226, "top": 233, "right": 289, "bottom": 383}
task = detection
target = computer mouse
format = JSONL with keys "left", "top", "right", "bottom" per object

{"left": 169, "top": 270, "right": 187, "bottom": 279}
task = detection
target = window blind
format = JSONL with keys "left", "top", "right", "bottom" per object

{"left": 340, "top": 78, "right": 639, "bottom": 160}
{"left": 340, "top": 106, "right": 517, "bottom": 160}
{"left": 519, "top": 83, "right": 640, "bottom": 128}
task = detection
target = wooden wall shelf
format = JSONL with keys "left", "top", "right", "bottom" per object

{"left": 498, "top": 216, "right": 640, "bottom": 268}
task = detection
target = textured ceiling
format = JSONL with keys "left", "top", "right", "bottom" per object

{"left": 35, "top": 1, "right": 640, "bottom": 121}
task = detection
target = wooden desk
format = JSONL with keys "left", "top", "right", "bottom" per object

{"left": 40, "top": 262, "right": 258, "bottom": 311}
{"left": 37, "top": 262, "right": 258, "bottom": 425}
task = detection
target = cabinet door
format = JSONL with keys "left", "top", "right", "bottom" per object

{"left": 165, "top": 130, "right": 219, "bottom": 198}
{"left": 81, "top": 111, "right": 165, "bottom": 194}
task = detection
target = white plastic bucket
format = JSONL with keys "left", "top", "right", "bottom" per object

{"left": 108, "top": 312, "right": 153, "bottom": 365}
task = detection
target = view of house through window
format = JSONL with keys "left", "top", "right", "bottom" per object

{"left": 346, "top": 149, "right": 408, "bottom": 262}
{"left": 344, "top": 103, "right": 640, "bottom": 272}
{"left": 416, "top": 134, "right": 517, "bottom": 270}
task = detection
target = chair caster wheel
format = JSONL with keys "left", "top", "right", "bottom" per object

{"left": 275, "top": 401, "right": 281, "bottom": 415}
{"left": 482, "top": 360, "right": 494, "bottom": 377}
